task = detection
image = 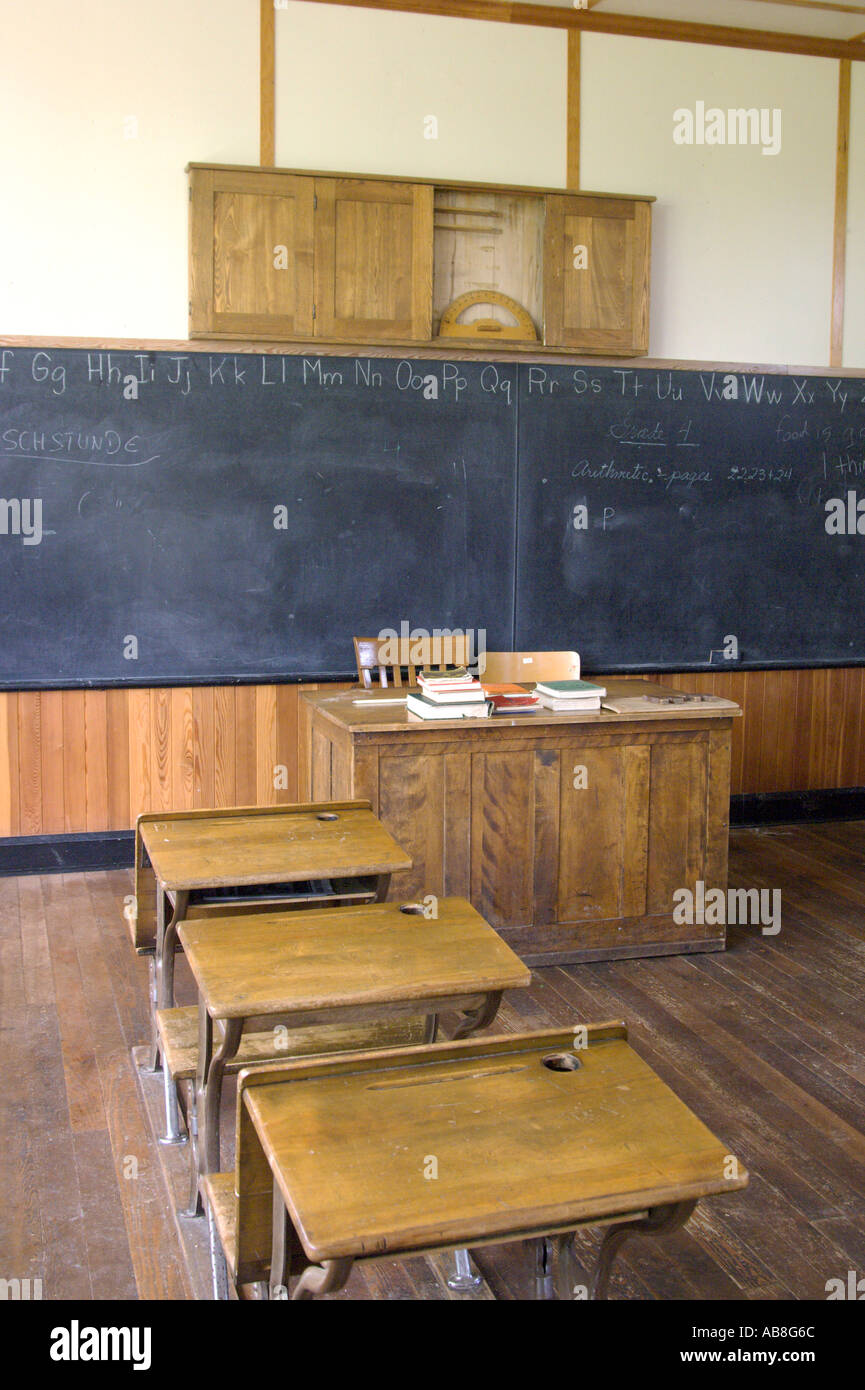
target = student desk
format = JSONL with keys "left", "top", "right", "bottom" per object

{"left": 301, "top": 682, "right": 740, "bottom": 965}
{"left": 133, "top": 801, "right": 412, "bottom": 1136}
{"left": 206, "top": 1025, "right": 747, "bottom": 1300}
{"left": 178, "top": 897, "right": 530, "bottom": 1202}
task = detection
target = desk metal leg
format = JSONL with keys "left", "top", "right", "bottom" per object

{"left": 159, "top": 1055, "right": 188, "bottom": 1148}
{"left": 534, "top": 1238, "right": 555, "bottom": 1300}
{"left": 446, "top": 1247, "right": 483, "bottom": 1294}
{"left": 292, "top": 1258, "right": 354, "bottom": 1301}
{"left": 138, "top": 955, "right": 162, "bottom": 1073}
{"left": 196, "top": 1009, "right": 243, "bottom": 1208}
{"left": 452, "top": 991, "right": 502, "bottom": 1041}
{"left": 155, "top": 887, "right": 188, "bottom": 1015}
{"left": 588, "top": 1200, "right": 697, "bottom": 1300}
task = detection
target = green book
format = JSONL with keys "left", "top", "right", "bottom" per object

{"left": 533, "top": 679, "right": 607, "bottom": 698}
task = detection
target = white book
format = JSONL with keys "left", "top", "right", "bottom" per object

{"left": 406, "top": 694, "right": 490, "bottom": 720}
{"left": 536, "top": 694, "right": 601, "bottom": 712}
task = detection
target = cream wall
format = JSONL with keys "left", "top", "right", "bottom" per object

{"left": 274, "top": 2, "right": 567, "bottom": 185}
{"left": 845, "top": 63, "right": 865, "bottom": 368}
{"left": 581, "top": 34, "right": 839, "bottom": 365}
{"left": 0, "top": 0, "right": 862, "bottom": 368}
{"left": 0, "top": 0, "right": 258, "bottom": 339}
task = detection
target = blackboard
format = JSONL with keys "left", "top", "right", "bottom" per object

{"left": 516, "top": 363, "right": 865, "bottom": 671}
{"left": 1, "top": 348, "right": 864, "bottom": 688}
{"left": 0, "top": 350, "right": 517, "bottom": 686}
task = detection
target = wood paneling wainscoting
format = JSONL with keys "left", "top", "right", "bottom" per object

{"left": 1, "top": 668, "right": 864, "bottom": 838}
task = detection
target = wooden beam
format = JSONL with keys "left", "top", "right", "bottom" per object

{"left": 260, "top": 0, "right": 276, "bottom": 167}
{"left": 831, "top": 59, "right": 851, "bottom": 368}
{"left": 300, "top": 0, "right": 865, "bottom": 61}
{"left": 736, "top": 0, "right": 865, "bottom": 15}
{"left": 566, "top": 31, "right": 580, "bottom": 191}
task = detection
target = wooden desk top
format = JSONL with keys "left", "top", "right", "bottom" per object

{"left": 178, "top": 897, "right": 531, "bottom": 1019}
{"left": 138, "top": 803, "right": 412, "bottom": 891}
{"left": 304, "top": 678, "right": 741, "bottom": 736}
{"left": 244, "top": 1025, "right": 747, "bottom": 1261}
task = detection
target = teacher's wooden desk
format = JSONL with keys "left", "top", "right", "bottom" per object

{"left": 301, "top": 681, "right": 741, "bottom": 965}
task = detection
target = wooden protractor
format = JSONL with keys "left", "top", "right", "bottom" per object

{"left": 438, "top": 291, "right": 538, "bottom": 342}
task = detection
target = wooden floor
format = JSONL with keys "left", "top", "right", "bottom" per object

{"left": 2, "top": 820, "right": 865, "bottom": 1301}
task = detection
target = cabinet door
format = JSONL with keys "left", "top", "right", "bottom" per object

{"left": 189, "top": 168, "right": 315, "bottom": 339}
{"left": 544, "top": 195, "right": 650, "bottom": 354}
{"left": 314, "top": 178, "right": 433, "bottom": 341}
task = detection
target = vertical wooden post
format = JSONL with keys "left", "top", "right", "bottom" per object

{"left": 261, "top": 0, "right": 276, "bottom": 167}
{"left": 567, "top": 30, "right": 581, "bottom": 190}
{"left": 830, "top": 58, "right": 851, "bottom": 368}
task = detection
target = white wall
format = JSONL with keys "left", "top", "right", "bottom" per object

{"left": 0, "top": 0, "right": 258, "bottom": 339}
{"left": 274, "top": 1, "right": 567, "bottom": 186}
{"left": 580, "top": 34, "right": 839, "bottom": 366}
{"left": 0, "top": 0, "right": 862, "bottom": 368}
{"left": 845, "top": 63, "right": 865, "bottom": 368}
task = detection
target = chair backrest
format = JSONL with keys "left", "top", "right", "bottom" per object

{"left": 353, "top": 634, "right": 471, "bottom": 689}
{"left": 479, "top": 651, "right": 580, "bottom": 684}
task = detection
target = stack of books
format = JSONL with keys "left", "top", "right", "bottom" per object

{"left": 533, "top": 679, "right": 607, "bottom": 712}
{"left": 481, "top": 682, "right": 542, "bottom": 714}
{"left": 406, "top": 667, "right": 490, "bottom": 720}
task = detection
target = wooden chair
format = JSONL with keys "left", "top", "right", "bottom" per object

{"left": 479, "top": 651, "right": 580, "bottom": 684}
{"left": 353, "top": 633, "right": 471, "bottom": 689}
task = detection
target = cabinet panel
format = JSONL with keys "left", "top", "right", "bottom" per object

{"left": 378, "top": 751, "right": 444, "bottom": 900}
{"left": 544, "top": 195, "right": 650, "bottom": 354}
{"left": 314, "top": 178, "right": 433, "bottom": 341}
{"left": 646, "top": 738, "right": 709, "bottom": 914}
{"left": 189, "top": 168, "right": 314, "bottom": 339}
{"left": 470, "top": 751, "right": 535, "bottom": 929}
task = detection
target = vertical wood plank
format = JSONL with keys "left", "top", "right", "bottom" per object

{"left": 0, "top": 693, "right": 19, "bottom": 836}
{"left": 790, "top": 669, "right": 813, "bottom": 793}
{"left": 213, "top": 685, "right": 236, "bottom": 808}
{"left": 444, "top": 752, "right": 472, "bottom": 900}
{"left": 40, "top": 691, "right": 65, "bottom": 834}
{"left": 170, "top": 687, "right": 195, "bottom": 810}
{"left": 127, "top": 688, "right": 152, "bottom": 820}
{"left": 831, "top": 58, "right": 851, "bottom": 367}
{"left": 106, "top": 689, "right": 130, "bottom": 830}
{"left": 192, "top": 686, "right": 215, "bottom": 808}
{"left": 62, "top": 690, "right": 87, "bottom": 832}
{"left": 151, "top": 688, "right": 172, "bottom": 812}
{"left": 255, "top": 685, "right": 278, "bottom": 806}
{"left": 275, "top": 685, "right": 299, "bottom": 803}
{"left": 566, "top": 30, "right": 581, "bottom": 190}
{"left": 84, "top": 689, "right": 109, "bottom": 831}
{"left": 740, "top": 669, "right": 765, "bottom": 795}
{"left": 621, "top": 743, "right": 650, "bottom": 916}
{"left": 532, "top": 748, "right": 559, "bottom": 926}
{"left": 17, "top": 692, "right": 42, "bottom": 835}
{"left": 235, "top": 686, "right": 258, "bottom": 805}
{"left": 260, "top": 0, "right": 276, "bottom": 166}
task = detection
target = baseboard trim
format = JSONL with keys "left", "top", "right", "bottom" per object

{"left": 731, "top": 788, "right": 865, "bottom": 827}
{"left": 0, "top": 831, "right": 135, "bottom": 876}
{"left": 1, "top": 791, "right": 863, "bottom": 875}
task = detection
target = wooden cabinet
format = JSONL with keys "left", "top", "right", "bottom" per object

{"left": 544, "top": 195, "right": 651, "bottom": 354}
{"left": 189, "top": 167, "right": 315, "bottom": 339}
{"left": 314, "top": 178, "right": 432, "bottom": 341}
{"left": 188, "top": 164, "right": 653, "bottom": 356}
{"left": 301, "top": 691, "right": 735, "bottom": 965}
